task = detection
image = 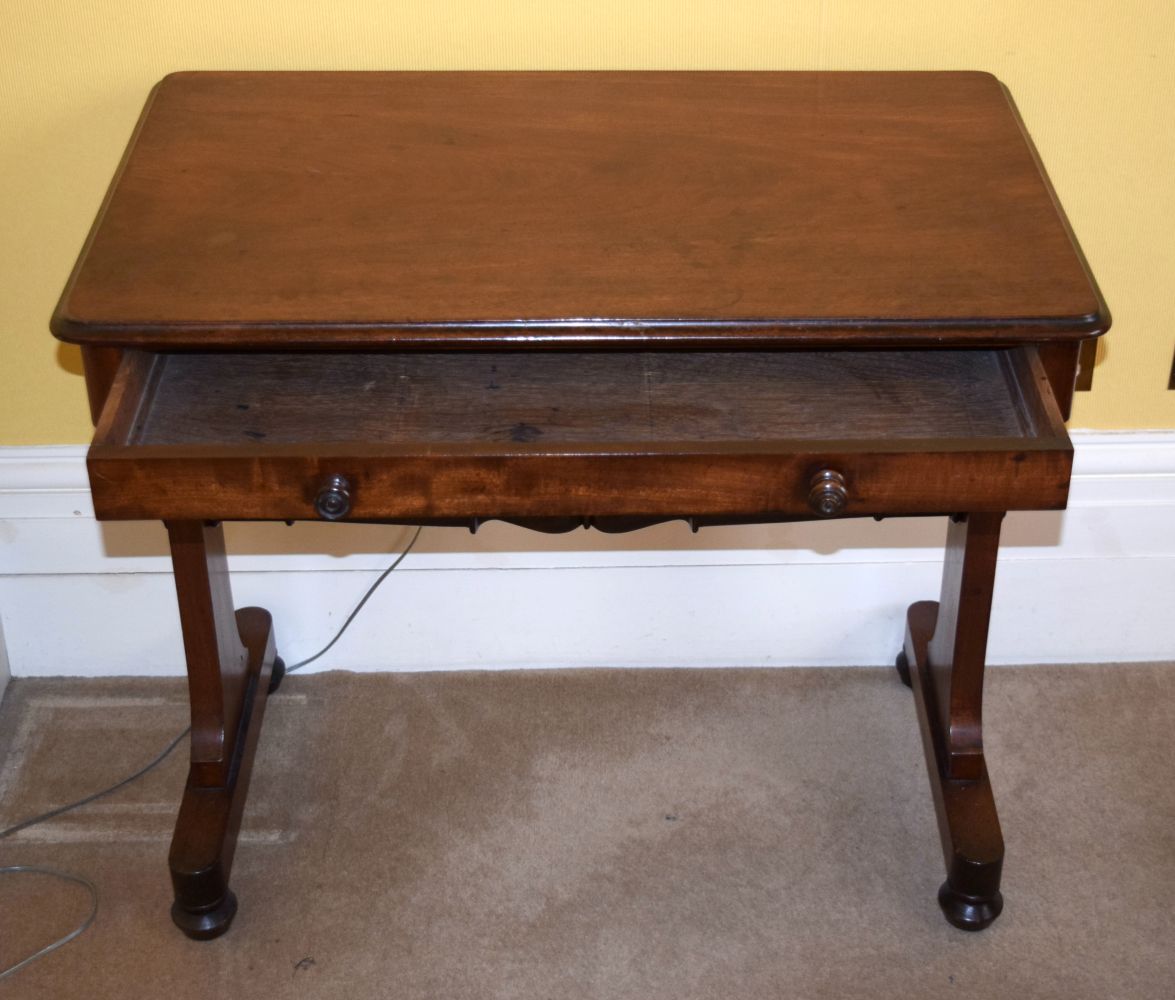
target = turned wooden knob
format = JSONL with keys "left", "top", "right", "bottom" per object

{"left": 808, "top": 469, "right": 848, "bottom": 517}
{"left": 314, "top": 474, "right": 352, "bottom": 520}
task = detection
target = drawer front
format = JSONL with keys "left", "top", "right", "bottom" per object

{"left": 87, "top": 446, "right": 1071, "bottom": 522}
{"left": 87, "top": 348, "right": 1073, "bottom": 523}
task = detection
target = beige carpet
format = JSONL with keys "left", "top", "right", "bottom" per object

{"left": 1, "top": 664, "right": 1173, "bottom": 999}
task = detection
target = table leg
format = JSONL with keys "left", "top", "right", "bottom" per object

{"left": 897, "top": 511, "right": 1005, "bottom": 931}
{"left": 165, "top": 520, "right": 281, "bottom": 939}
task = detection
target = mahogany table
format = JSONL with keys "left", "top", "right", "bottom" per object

{"left": 51, "top": 71, "right": 1108, "bottom": 939}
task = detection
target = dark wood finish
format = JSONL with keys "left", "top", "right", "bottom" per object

{"left": 87, "top": 448, "right": 1071, "bottom": 524}
{"left": 901, "top": 589, "right": 1004, "bottom": 931}
{"left": 925, "top": 512, "right": 1004, "bottom": 782}
{"left": 1077, "top": 338, "right": 1099, "bottom": 393}
{"left": 169, "top": 606, "right": 277, "bottom": 939}
{"left": 86, "top": 347, "right": 1072, "bottom": 523}
{"left": 1004, "top": 343, "right": 1071, "bottom": 443}
{"left": 90, "top": 349, "right": 155, "bottom": 445}
{"left": 166, "top": 521, "right": 251, "bottom": 785}
{"left": 52, "top": 71, "right": 1112, "bottom": 936}
{"left": 80, "top": 345, "right": 123, "bottom": 425}
{"left": 52, "top": 71, "right": 1107, "bottom": 351}
{"left": 133, "top": 351, "right": 1036, "bottom": 444}
{"left": 1037, "top": 341, "right": 1081, "bottom": 419}
{"left": 164, "top": 520, "right": 279, "bottom": 938}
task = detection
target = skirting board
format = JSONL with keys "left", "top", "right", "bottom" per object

{"left": 1, "top": 431, "right": 1173, "bottom": 677}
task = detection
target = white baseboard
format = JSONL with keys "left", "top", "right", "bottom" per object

{"left": 2, "top": 431, "right": 1173, "bottom": 677}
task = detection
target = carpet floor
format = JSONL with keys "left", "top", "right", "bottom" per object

{"left": 1, "top": 664, "right": 1173, "bottom": 999}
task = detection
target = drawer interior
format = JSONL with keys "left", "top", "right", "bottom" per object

{"left": 89, "top": 347, "right": 1071, "bottom": 522}
{"left": 120, "top": 349, "right": 1049, "bottom": 448}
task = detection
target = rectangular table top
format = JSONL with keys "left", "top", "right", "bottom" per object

{"left": 53, "top": 71, "right": 1107, "bottom": 351}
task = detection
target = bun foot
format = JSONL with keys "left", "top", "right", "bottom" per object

{"left": 895, "top": 650, "right": 912, "bottom": 688}
{"left": 267, "top": 655, "right": 286, "bottom": 694}
{"left": 938, "top": 881, "right": 1003, "bottom": 931}
{"left": 171, "top": 889, "right": 238, "bottom": 940}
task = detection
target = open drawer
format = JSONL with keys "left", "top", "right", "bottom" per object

{"left": 87, "top": 347, "right": 1073, "bottom": 523}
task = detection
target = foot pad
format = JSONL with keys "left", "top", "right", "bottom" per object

{"left": 171, "top": 889, "right": 239, "bottom": 940}
{"left": 895, "top": 650, "right": 912, "bottom": 688}
{"left": 938, "top": 881, "right": 1003, "bottom": 931}
{"left": 268, "top": 656, "right": 286, "bottom": 694}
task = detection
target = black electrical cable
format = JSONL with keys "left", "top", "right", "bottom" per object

{"left": 0, "top": 526, "right": 422, "bottom": 981}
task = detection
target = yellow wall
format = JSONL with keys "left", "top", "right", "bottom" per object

{"left": 2, "top": 1, "right": 1172, "bottom": 443}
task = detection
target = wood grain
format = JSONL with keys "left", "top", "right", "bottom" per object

{"left": 53, "top": 71, "right": 1108, "bottom": 350}
{"left": 902, "top": 598, "right": 1005, "bottom": 931}
{"left": 59, "top": 71, "right": 1101, "bottom": 936}
{"left": 166, "top": 520, "right": 250, "bottom": 787}
{"left": 80, "top": 345, "right": 124, "bottom": 425}
{"left": 926, "top": 512, "right": 1004, "bottom": 782}
{"left": 88, "top": 446, "right": 1072, "bottom": 523}
{"left": 168, "top": 603, "right": 277, "bottom": 940}
{"left": 132, "top": 350, "right": 1032, "bottom": 447}
{"left": 87, "top": 346, "right": 1072, "bottom": 523}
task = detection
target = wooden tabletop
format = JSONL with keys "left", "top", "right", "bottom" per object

{"left": 53, "top": 71, "right": 1107, "bottom": 350}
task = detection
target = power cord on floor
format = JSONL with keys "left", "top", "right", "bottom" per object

{"left": 0, "top": 526, "right": 422, "bottom": 981}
